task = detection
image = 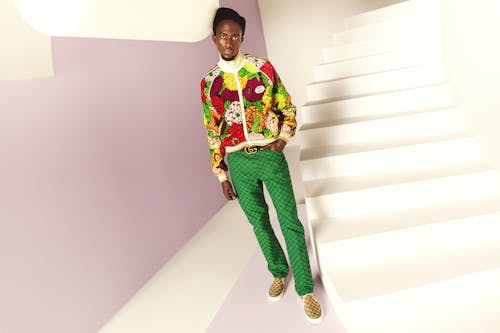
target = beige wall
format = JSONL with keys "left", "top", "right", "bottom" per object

{"left": 257, "top": 0, "right": 406, "bottom": 201}
{"left": 440, "top": 0, "right": 500, "bottom": 176}
{"left": 1, "top": 0, "right": 53, "bottom": 79}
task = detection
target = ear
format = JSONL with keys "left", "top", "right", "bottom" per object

{"left": 212, "top": 34, "right": 217, "bottom": 44}
{"left": 241, "top": 35, "right": 245, "bottom": 43}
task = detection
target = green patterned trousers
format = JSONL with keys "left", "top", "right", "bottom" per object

{"left": 227, "top": 149, "right": 314, "bottom": 296}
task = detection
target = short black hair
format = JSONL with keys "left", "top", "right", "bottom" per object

{"left": 212, "top": 7, "right": 246, "bottom": 36}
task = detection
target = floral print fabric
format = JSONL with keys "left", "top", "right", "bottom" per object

{"left": 200, "top": 54, "right": 297, "bottom": 181}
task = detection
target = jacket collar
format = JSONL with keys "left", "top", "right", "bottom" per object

{"left": 217, "top": 52, "right": 245, "bottom": 72}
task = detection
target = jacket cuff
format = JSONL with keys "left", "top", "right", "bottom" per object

{"left": 217, "top": 173, "right": 228, "bottom": 183}
{"left": 278, "top": 132, "right": 291, "bottom": 143}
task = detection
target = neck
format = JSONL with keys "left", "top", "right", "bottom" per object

{"left": 218, "top": 52, "right": 245, "bottom": 72}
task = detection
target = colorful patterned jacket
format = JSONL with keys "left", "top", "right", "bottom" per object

{"left": 200, "top": 52, "right": 297, "bottom": 182}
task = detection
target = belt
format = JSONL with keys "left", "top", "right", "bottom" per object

{"left": 243, "top": 145, "right": 267, "bottom": 154}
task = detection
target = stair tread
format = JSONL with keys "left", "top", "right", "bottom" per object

{"left": 321, "top": 211, "right": 500, "bottom": 303}
{"left": 331, "top": 267, "right": 500, "bottom": 333}
{"left": 299, "top": 107, "right": 458, "bottom": 132}
{"left": 300, "top": 133, "right": 470, "bottom": 161}
{"left": 334, "top": 10, "right": 440, "bottom": 46}
{"left": 311, "top": 60, "right": 441, "bottom": 85}
{"left": 345, "top": 0, "right": 438, "bottom": 29}
{"left": 324, "top": 31, "right": 441, "bottom": 63}
{"left": 303, "top": 80, "right": 449, "bottom": 107}
{"left": 317, "top": 40, "right": 440, "bottom": 67}
{"left": 304, "top": 163, "right": 491, "bottom": 194}
{"left": 303, "top": 164, "right": 493, "bottom": 197}
{"left": 315, "top": 44, "right": 442, "bottom": 82}
{"left": 300, "top": 83, "right": 455, "bottom": 127}
{"left": 302, "top": 82, "right": 451, "bottom": 108}
{"left": 312, "top": 195, "right": 500, "bottom": 244}
{"left": 300, "top": 106, "right": 464, "bottom": 150}
{"left": 307, "top": 61, "right": 443, "bottom": 87}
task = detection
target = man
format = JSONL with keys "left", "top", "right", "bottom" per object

{"left": 200, "top": 7, "right": 323, "bottom": 324}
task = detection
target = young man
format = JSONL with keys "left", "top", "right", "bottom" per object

{"left": 200, "top": 7, "right": 323, "bottom": 324}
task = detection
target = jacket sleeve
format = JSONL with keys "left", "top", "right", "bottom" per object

{"left": 200, "top": 78, "right": 228, "bottom": 183}
{"left": 268, "top": 62, "right": 297, "bottom": 143}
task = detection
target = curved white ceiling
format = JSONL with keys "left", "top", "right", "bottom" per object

{"left": 69, "top": 0, "right": 219, "bottom": 42}
{"left": 2, "top": 0, "right": 219, "bottom": 80}
{"left": 13, "top": 0, "right": 92, "bottom": 36}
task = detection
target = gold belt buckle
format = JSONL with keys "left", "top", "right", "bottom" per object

{"left": 244, "top": 146, "right": 258, "bottom": 154}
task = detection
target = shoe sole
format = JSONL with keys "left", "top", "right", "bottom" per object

{"left": 267, "top": 293, "right": 284, "bottom": 302}
{"left": 305, "top": 314, "right": 323, "bottom": 325}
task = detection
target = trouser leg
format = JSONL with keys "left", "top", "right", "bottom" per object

{"left": 261, "top": 151, "right": 314, "bottom": 296}
{"left": 227, "top": 151, "right": 289, "bottom": 278}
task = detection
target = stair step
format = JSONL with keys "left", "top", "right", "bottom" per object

{"left": 315, "top": 42, "right": 442, "bottom": 81}
{"left": 300, "top": 108, "right": 463, "bottom": 149}
{"left": 301, "top": 84, "right": 454, "bottom": 127}
{"left": 334, "top": 12, "right": 440, "bottom": 46}
{"left": 300, "top": 136, "right": 482, "bottom": 181}
{"left": 320, "top": 211, "right": 500, "bottom": 302}
{"left": 327, "top": 263, "right": 500, "bottom": 333}
{"left": 324, "top": 33, "right": 442, "bottom": 63}
{"left": 311, "top": 195, "right": 500, "bottom": 244}
{"left": 306, "top": 63, "right": 446, "bottom": 102}
{"left": 304, "top": 168, "right": 498, "bottom": 219}
{"left": 345, "top": 0, "right": 439, "bottom": 30}
{"left": 303, "top": 163, "right": 490, "bottom": 196}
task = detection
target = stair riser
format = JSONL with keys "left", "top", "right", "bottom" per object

{"left": 305, "top": 172, "right": 498, "bottom": 220}
{"left": 331, "top": 268, "right": 500, "bottom": 333}
{"left": 300, "top": 140, "right": 481, "bottom": 181}
{"left": 318, "top": 214, "right": 500, "bottom": 281}
{"left": 345, "top": 0, "right": 439, "bottom": 30}
{"left": 334, "top": 15, "right": 440, "bottom": 46}
{"left": 307, "top": 63, "right": 446, "bottom": 102}
{"left": 301, "top": 84, "right": 454, "bottom": 127}
{"left": 300, "top": 109, "right": 463, "bottom": 149}
{"left": 316, "top": 44, "right": 442, "bottom": 82}
{"left": 324, "top": 34, "right": 442, "bottom": 63}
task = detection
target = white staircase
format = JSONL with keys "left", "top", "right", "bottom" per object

{"left": 299, "top": 1, "right": 500, "bottom": 332}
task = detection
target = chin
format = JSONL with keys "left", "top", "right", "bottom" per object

{"left": 222, "top": 54, "right": 236, "bottom": 61}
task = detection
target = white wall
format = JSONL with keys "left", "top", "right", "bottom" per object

{"left": 257, "top": 0, "right": 406, "bottom": 201}
{"left": 440, "top": 0, "right": 500, "bottom": 176}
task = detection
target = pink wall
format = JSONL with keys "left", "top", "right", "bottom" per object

{"left": 0, "top": 1, "right": 266, "bottom": 332}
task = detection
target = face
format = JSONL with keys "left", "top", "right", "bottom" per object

{"left": 212, "top": 19, "right": 244, "bottom": 61}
